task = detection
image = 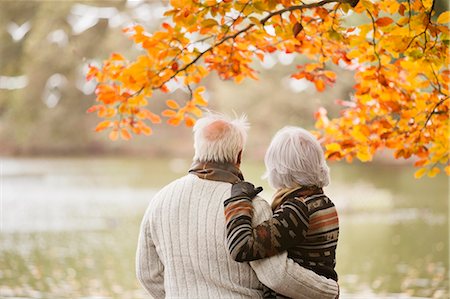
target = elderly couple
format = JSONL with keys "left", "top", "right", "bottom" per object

{"left": 136, "top": 114, "right": 340, "bottom": 299}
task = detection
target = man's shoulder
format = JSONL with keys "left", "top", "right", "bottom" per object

{"left": 252, "top": 196, "right": 270, "bottom": 209}
{"left": 249, "top": 196, "right": 273, "bottom": 224}
{"left": 153, "top": 175, "right": 192, "bottom": 197}
{"left": 152, "top": 174, "right": 232, "bottom": 201}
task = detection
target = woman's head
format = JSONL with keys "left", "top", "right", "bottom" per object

{"left": 263, "top": 126, "right": 330, "bottom": 189}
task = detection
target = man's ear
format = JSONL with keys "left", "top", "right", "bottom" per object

{"left": 236, "top": 150, "right": 242, "bottom": 166}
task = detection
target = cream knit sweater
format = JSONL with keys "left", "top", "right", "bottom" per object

{"left": 136, "top": 174, "right": 338, "bottom": 299}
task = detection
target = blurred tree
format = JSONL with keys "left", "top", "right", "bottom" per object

{"left": 89, "top": 0, "right": 449, "bottom": 177}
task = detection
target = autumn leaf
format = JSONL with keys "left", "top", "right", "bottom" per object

{"left": 314, "top": 79, "right": 326, "bottom": 92}
{"left": 162, "top": 109, "right": 177, "bottom": 117}
{"left": 349, "top": 0, "right": 360, "bottom": 8}
{"left": 326, "top": 143, "right": 342, "bottom": 152}
{"left": 109, "top": 130, "right": 119, "bottom": 141}
{"left": 356, "top": 149, "right": 372, "bottom": 162}
{"left": 292, "top": 22, "right": 303, "bottom": 37}
{"left": 437, "top": 11, "right": 450, "bottom": 24}
{"left": 185, "top": 116, "right": 195, "bottom": 127}
{"left": 86, "top": 105, "right": 103, "bottom": 113}
{"left": 375, "top": 17, "right": 394, "bottom": 27}
{"left": 120, "top": 128, "right": 132, "bottom": 140}
{"left": 95, "top": 121, "right": 111, "bottom": 132}
{"left": 427, "top": 167, "right": 440, "bottom": 178}
{"left": 167, "top": 117, "right": 182, "bottom": 126}
{"left": 86, "top": 65, "right": 99, "bottom": 82}
{"left": 141, "top": 124, "right": 153, "bottom": 136}
{"left": 166, "top": 99, "right": 180, "bottom": 109}
{"left": 414, "top": 168, "right": 427, "bottom": 179}
{"left": 110, "top": 53, "right": 125, "bottom": 61}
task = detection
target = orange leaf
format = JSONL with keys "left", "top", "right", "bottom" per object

{"left": 120, "top": 128, "right": 132, "bottom": 140}
{"left": 375, "top": 17, "right": 394, "bottom": 27}
{"left": 185, "top": 116, "right": 195, "bottom": 127}
{"left": 166, "top": 99, "right": 180, "bottom": 109}
{"left": 141, "top": 124, "right": 153, "bottom": 136}
{"left": 109, "top": 130, "right": 119, "bottom": 141}
{"left": 162, "top": 109, "right": 177, "bottom": 117}
{"left": 110, "top": 53, "right": 125, "bottom": 61}
{"left": 314, "top": 79, "right": 326, "bottom": 92}
{"left": 95, "top": 121, "right": 111, "bottom": 132}
{"left": 167, "top": 117, "right": 182, "bottom": 126}
{"left": 86, "top": 65, "right": 99, "bottom": 81}
{"left": 414, "top": 159, "right": 428, "bottom": 167}
{"left": 147, "top": 111, "right": 161, "bottom": 123}
{"left": 131, "top": 126, "right": 142, "bottom": 134}
{"left": 86, "top": 105, "right": 103, "bottom": 113}
{"left": 160, "top": 85, "right": 169, "bottom": 93}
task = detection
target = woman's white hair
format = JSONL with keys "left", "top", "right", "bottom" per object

{"left": 193, "top": 113, "right": 249, "bottom": 164}
{"left": 263, "top": 126, "right": 330, "bottom": 189}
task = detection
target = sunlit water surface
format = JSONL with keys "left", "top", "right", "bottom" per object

{"left": 0, "top": 157, "right": 448, "bottom": 299}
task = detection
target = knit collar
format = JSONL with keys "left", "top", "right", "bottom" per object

{"left": 271, "top": 185, "right": 323, "bottom": 211}
{"left": 188, "top": 160, "right": 244, "bottom": 184}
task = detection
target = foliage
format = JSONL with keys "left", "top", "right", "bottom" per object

{"left": 87, "top": 0, "right": 449, "bottom": 177}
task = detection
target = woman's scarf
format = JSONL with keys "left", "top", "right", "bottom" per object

{"left": 188, "top": 161, "right": 244, "bottom": 184}
{"left": 271, "top": 185, "right": 323, "bottom": 211}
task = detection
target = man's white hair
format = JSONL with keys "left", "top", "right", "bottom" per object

{"left": 263, "top": 126, "right": 330, "bottom": 189}
{"left": 193, "top": 113, "right": 249, "bottom": 164}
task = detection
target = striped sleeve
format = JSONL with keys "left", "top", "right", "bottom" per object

{"left": 224, "top": 195, "right": 310, "bottom": 262}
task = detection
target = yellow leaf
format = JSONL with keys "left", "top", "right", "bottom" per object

{"left": 414, "top": 168, "right": 427, "bottom": 179}
{"left": 445, "top": 165, "right": 450, "bottom": 175}
{"left": 437, "top": 11, "right": 450, "bottom": 24}
{"left": 427, "top": 167, "right": 440, "bottom": 178}
{"left": 166, "top": 99, "right": 180, "bottom": 109}
{"left": 167, "top": 117, "right": 182, "bottom": 126}
{"left": 326, "top": 143, "right": 342, "bottom": 152}
{"left": 356, "top": 150, "right": 372, "bottom": 162}
{"left": 162, "top": 109, "right": 176, "bottom": 117}
{"left": 95, "top": 121, "right": 111, "bottom": 132}
{"left": 141, "top": 124, "right": 153, "bottom": 136}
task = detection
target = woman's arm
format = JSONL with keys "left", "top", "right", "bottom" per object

{"left": 224, "top": 182, "right": 310, "bottom": 262}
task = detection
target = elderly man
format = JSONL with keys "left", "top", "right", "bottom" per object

{"left": 136, "top": 114, "right": 338, "bottom": 298}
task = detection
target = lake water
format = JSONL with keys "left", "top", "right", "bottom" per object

{"left": 0, "top": 157, "right": 448, "bottom": 298}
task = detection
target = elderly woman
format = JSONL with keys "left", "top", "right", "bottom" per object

{"left": 223, "top": 126, "right": 339, "bottom": 298}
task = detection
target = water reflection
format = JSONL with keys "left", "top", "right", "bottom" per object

{"left": 0, "top": 158, "right": 448, "bottom": 298}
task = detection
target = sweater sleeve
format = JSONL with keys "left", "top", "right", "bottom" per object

{"left": 224, "top": 193, "right": 309, "bottom": 262}
{"left": 248, "top": 198, "right": 339, "bottom": 299}
{"left": 136, "top": 209, "right": 165, "bottom": 298}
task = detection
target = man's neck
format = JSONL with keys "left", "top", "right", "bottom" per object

{"left": 188, "top": 160, "right": 244, "bottom": 184}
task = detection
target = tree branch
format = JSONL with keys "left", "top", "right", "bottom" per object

{"left": 152, "top": 0, "right": 354, "bottom": 91}
{"left": 260, "top": 0, "right": 352, "bottom": 25}
{"left": 366, "top": 9, "right": 381, "bottom": 70}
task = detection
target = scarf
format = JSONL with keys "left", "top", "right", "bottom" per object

{"left": 188, "top": 161, "right": 244, "bottom": 184}
{"left": 271, "top": 185, "right": 323, "bottom": 211}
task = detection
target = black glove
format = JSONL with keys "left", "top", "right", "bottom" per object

{"left": 231, "top": 181, "right": 263, "bottom": 199}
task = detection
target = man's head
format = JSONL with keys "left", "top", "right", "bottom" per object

{"left": 264, "top": 126, "right": 330, "bottom": 189}
{"left": 193, "top": 113, "right": 249, "bottom": 165}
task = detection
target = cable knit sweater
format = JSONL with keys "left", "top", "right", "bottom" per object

{"left": 136, "top": 174, "right": 339, "bottom": 299}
